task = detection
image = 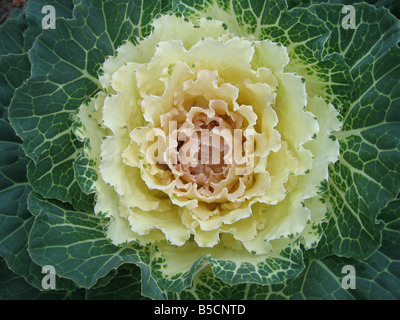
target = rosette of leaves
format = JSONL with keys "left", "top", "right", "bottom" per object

{"left": 0, "top": 0, "right": 399, "bottom": 300}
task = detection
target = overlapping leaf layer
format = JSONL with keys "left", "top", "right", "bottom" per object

{"left": 0, "top": 0, "right": 399, "bottom": 299}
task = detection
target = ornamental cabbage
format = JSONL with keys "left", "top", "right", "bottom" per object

{"left": 73, "top": 14, "right": 341, "bottom": 258}
{"left": 0, "top": 0, "right": 399, "bottom": 300}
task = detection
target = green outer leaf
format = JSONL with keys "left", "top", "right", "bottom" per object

{"left": 23, "top": 0, "right": 75, "bottom": 51}
{"left": 0, "top": 8, "right": 30, "bottom": 144}
{"left": 27, "top": 191, "right": 168, "bottom": 299}
{"left": 290, "top": 199, "right": 400, "bottom": 300}
{"left": 0, "top": 257, "right": 86, "bottom": 300}
{"left": 308, "top": 2, "right": 400, "bottom": 260}
{"left": 0, "top": 0, "right": 89, "bottom": 295}
{"left": 28, "top": 191, "right": 128, "bottom": 287}
{"left": 0, "top": 6, "right": 53, "bottom": 291}
{"left": 0, "top": 151, "right": 36, "bottom": 283}
{"left": 0, "top": 8, "right": 26, "bottom": 56}
{"left": 288, "top": 0, "right": 400, "bottom": 20}
{"left": 85, "top": 264, "right": 145, "bottom": 300}
{"left": 73, "top": 145, "right": 99, "bottom": 195}
{"left": 0, "top": 54, "right": 30, "bottom": 143}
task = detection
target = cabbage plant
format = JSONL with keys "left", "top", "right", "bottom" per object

{"left": 0, "top": 0, "right": 399, "bottom": 300}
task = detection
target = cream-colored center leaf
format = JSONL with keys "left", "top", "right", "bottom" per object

{"left": 74, "top": 15, "right": 342, "bottom": 253}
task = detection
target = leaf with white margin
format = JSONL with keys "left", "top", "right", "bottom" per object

{"left": 148, "top": 236, "right": 304, "bottom": 294}
{"left": 169, "top": 198, "right": 399, "bottom": 299}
